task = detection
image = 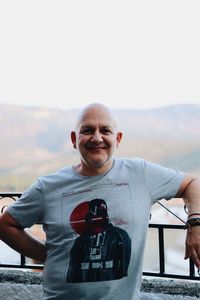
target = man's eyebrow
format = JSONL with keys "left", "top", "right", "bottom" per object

{"left": 102, "top": 126, "right": 113, "bottom": 129}
{"left": 78, "top": 125, "right": 94, "bottom": 131}
{"left": 79, "top": 124, "right": 93, "bottom": 128}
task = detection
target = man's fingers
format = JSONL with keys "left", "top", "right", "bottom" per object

{"left": 185, "top": 244, "right": 200, "bottom": 269}
{"left": 184, "top": 242, "right": 190, "bottom": 260}
{"left": 190, "top": 249, "right": 200, "bottom": 268}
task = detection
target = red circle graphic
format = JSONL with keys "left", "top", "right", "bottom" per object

{"left": 70, "top": 201, "right": 90, "bottom": 235}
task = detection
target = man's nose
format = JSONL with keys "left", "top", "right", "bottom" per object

{"left": 91, "top": 131, "right": 103, "bottom": 142}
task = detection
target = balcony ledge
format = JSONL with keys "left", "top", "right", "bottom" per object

{"left": 0, "top": 270, "right": 199, "bottom": 299}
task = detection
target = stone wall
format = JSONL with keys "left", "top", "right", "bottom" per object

{"left": 0, "top": 270, "right": 199, "bottom": 299}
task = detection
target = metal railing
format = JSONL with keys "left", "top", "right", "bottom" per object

{"left": 0, "top": 193, "right": 199, "bottom": 280}
{"left": 0, "top": 193, "right": 43, "bottom": 270}
{"left": 143, "top": 223, "right": 199, "bottom": 280}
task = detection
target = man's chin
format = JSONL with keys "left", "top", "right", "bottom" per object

{"left": 89, "top": 160, "right": 107, "bottom": 168}
{"left": 87, "top": 158, "right": 112, "bottom": 169}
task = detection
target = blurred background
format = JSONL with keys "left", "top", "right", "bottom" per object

{"left": 0, "top": 0, "right": 200, "bottom": 276}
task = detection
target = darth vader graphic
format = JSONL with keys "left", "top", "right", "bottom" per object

{"left": 67, "top": 198, "right": 131, "bottom": 283}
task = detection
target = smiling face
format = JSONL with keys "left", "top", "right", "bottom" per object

{"left": 71, "top": 104, "right": 122, "bottom": 175}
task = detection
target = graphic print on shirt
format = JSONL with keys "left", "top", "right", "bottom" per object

{"left": 64, "top": 183, "right": 132, "bottom": 283}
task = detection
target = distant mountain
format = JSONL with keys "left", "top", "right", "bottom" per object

{"left": 0, "top": 103, "right": 200, "bottom": 191}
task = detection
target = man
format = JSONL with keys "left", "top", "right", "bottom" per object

{"left": 0, "top": 103, "right": 200, "bottom": 300}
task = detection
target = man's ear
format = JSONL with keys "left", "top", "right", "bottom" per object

{"left": 71, "top": 131, "right": 77, "bottom": 149}
{"left": 116, "top": 131, "right": 122, "bottom": 147}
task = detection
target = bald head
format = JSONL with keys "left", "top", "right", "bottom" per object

{"left": 71, "top": 102, "right": 122, "bottom": 175}
{"left": 75, "top": 103, "right": 118, "bottom": 130}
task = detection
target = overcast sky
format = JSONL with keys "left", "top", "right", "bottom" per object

{"left": 0, "top": 0, "right": 200, "bottom": 110}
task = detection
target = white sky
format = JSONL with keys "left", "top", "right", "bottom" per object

{"left": 0, "top": 0, "right": 200, "bottom": 110}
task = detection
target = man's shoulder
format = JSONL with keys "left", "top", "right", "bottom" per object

{"left": 115, "top": 157, "right": 145, "bottom": 168}
{"left": 38, "top": 166, "right": 73, "bottom": 186}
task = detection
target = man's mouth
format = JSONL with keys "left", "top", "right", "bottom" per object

{"left": 86, "top": 147, "right": 106, "bottom": 152}
{"left": 85, "top": 143, "right": 108, "bottom": 150}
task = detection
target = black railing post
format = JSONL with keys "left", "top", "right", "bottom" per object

{"left": 189, "top": 258, "right": 195, "bottom": 278}
{"left": 158, "top": 226, "right": 165, "bottom": 275}
{"left": 20, "top": 254, "right": 26, "bottom": 267}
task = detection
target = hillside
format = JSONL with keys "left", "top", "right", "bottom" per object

{"left": 0, "top": 103, "right": 200, "bottom": 191}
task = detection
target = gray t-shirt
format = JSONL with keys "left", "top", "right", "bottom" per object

{"left": 7, "top": 157, "right": 184, "bottom": 300}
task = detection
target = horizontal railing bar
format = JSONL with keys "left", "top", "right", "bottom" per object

{"left": 0, "top": 193, "right": 22, "bottom": 197}
{"left": 0, "top": 263, "right": 43, "bottom": 269}
{"left": 149, "top": 224, "right": 185, "bottom": 229}
{"left": 142, "top": 272, "right": 199, "bottom": 280}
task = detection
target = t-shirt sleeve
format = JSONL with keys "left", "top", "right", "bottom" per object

{"left": 7, "top": 180, "right": 44, "bottom": 228}
{"left": 143, "top": 160, "right": 185, "bottom": 202}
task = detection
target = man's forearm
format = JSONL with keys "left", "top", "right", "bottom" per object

{"left": 0, "top": 226, "right": 46, "bottom": 263}
{"left": 0, "top": 212, "right": 46, "bottom": 263}
{"left": 179, "top": 176, "right": 200, "bottom": 268}
{"left": 1, "top": 227, "right": 46, "bottom": 262}
{"left": 182, "top": 177, "right": 200, "bottom": 216}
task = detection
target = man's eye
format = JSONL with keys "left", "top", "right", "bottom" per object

{"left": 102, "top": 128, "right": 112, "bottom": 134}
{"left": 80, "top": 128, "right": 92, "bottom": 134}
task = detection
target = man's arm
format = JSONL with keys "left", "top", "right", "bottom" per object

{"left": 176, "top": 174, "right": 200, "bottom": 268}
{"left": 0, "top": 211, "right": 46, "bottom": 263}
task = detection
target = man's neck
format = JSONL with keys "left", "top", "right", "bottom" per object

{"left": 73, "top": 160, "right": 113, "bottom": 176}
